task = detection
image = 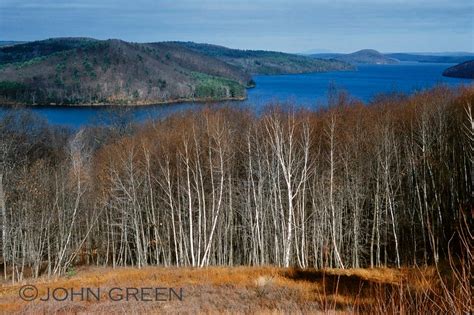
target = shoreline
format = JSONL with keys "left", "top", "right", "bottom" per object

{"left": 0, "top": 95, "right": 248, "bottom": 108}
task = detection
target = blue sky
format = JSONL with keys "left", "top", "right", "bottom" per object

{"left": 0, "top": 0, "right": 472, "bottom": 53}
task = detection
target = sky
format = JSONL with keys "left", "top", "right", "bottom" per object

{"left": 0, "top": 0, "right": 473, "bottom": 53}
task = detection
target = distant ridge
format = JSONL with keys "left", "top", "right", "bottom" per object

{"left": 386, "top": 53, "right": 474, "bottom": 64}
{"left": 169, "top": 41, "right": 353, "bottom": 75}
{"left": 309, "top": 49, "right": 474, "bottom": 65}
{"left": 0, "top": 41, "right": 28, "bottom": 47}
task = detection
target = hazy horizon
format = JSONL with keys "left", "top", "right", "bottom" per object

{"left": 1, "top": 38, "right": 473, "bottom": 55}
{"left": 0, "top": 0, "right": 473, "bottom": 54}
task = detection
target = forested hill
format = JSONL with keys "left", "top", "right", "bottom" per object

{"left": 0, "top": 38, "right": 353, "bottom": 106}
{"left": 0, "top": 38, "right": 253, "bottom": 105}
{"left": 442, "top": 60, "right": 474, "bottom": 79}
{"left": 167, "top": 41, "right": 354, "bottom": 75}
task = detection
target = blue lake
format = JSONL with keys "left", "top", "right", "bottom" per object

{"left": 1, "top": 62, "right": 472, "bottom": 127}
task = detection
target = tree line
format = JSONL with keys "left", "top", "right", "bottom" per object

{"left": 0, "top": 85, "right": 472, "bottom": 282}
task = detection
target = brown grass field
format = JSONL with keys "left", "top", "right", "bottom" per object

{"left": 0, "top": 265, "right": 469, "bottom": 314}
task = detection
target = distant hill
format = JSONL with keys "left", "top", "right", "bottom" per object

{"left": 0, "top": 38, "right": 354, "bottom": 106}
{"left": 442, "top": 60, "right": 474, "bottom": 79}
{"left": 311, "top": 49, "right": 398, "bottom": 65}
{"left": 168, "top": 42, "right": 354, "bottom": 75}
{"left": 386, "top": 53, "right": 474, "bottom": 64}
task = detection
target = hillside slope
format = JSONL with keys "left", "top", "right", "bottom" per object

{"left": 168, "top": 41, "right": 354, "bottom": 75}
{"left": 311, "top": 49, "right": 398, "bottom": 65}
{"left": 442, "top": 60, "right": 474, "bottom": 79}
{"left": 0, "top": 38, "right": 252, "bottom": 105}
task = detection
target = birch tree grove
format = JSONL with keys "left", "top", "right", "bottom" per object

{"left": 0, "top": 86, "right": 472, "bottom": 281}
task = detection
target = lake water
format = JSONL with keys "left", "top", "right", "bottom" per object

{"left": 1, "top": 62, "right": 472, "bottom": 127}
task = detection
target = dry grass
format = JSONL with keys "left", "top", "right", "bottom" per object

{"left": 0, "top": 266, "right": 469, "bottom": 314}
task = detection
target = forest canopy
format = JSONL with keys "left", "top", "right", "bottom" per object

{"left": 0, "top": 85, "right": 472, "bottom": 281}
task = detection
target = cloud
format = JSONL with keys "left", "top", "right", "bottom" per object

{"left": 0, "top": 0, "right": 472, "bottom": 52}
